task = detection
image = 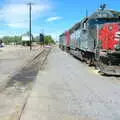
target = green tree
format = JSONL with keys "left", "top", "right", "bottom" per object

{"left": 44, "top": 35, "right": 55, "bottom": 44}
{"left": 34, "top": 36, "right": 40, "bottom": 42}
{"left": 34, "top": 35, "right": 55, "bottom": 45}
{"left": 2, "top": 36, "right": 22, "bottom": 45}
{"left": 2, "top": 34, "right": 55, "bottom": 45}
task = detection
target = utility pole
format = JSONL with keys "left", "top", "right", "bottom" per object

{"left": 27, "top": 2, "right": 33, "bottom": 51}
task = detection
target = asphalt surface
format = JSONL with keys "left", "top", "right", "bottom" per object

{"left": 0, "top": 46, "right": 46, "bottom": 120}
{"left": 20, "top": 47, "right": 120, "bottom": 120}
{"left": 0, "top": 46, "right": 43, "bottom": 90}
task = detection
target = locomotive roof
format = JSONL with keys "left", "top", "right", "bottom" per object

{"left": 89, "top": 9, "right": 120, "bottom": 20}
{"left": 59, "top": 32, "right": 65, "bottom": 37}
{"left": 69, "top": 22, "right": 81, "bottom": 33}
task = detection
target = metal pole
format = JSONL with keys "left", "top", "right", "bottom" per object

{"left": 28, "top": 3, "right": 32, "bottom": 51}
{"left": 97, "top": 24, "right": 99, "bottom": 46}
{"left": 96, "top": 24, "right": 100, "bottom": 60}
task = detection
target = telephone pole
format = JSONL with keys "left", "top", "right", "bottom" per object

{"left": 27, "top": 2, "right": 33, "bottom": 51}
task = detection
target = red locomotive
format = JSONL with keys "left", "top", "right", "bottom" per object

{"left": 59, "top": 5, "right": 120, "bottom": 75}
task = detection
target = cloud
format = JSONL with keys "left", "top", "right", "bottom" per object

{"left": 0, "top": 1, "right": 51, "bottom": 29}
{"left": 46, "top": 16, "right": 62, "bottom": 22}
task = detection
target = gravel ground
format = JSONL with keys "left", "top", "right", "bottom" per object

{"left": 21, "top": 47, "right": 120, "bottom": 120}
{"left": 0, "top": 45, "right": 48, "bottom": 120}
{"left": 0, "top": 45, "right": 42, "bottom": 90}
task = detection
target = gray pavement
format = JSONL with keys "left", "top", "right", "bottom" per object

{"left": 0, "top": 46, "right": 42, "bottom": 89}
{"left": 21, "top": 47, "right": 120, "bottom": 120}
{"left": 0, "top": 45, "right": 44, "bottom": 120}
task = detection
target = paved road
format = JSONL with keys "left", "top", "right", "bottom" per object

{"left": 0, "top": 46, "right": 44, "bottom": 120}
{"left": 21, "top": 47, "right": 120, "bottom": 120}
{"left": 0, "top": 46, "right": 40, "bottom": 75}
{"left": 0, "top": 46, "right": 42, "bottom": 89}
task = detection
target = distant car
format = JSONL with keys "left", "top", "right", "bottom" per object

{"left": 0, "top": 42, "right": 4, "bottom": 47}
{"left": 45, "top": 45, "right": 51, "bottom": 48}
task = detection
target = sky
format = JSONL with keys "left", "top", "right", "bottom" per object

{"left": 0, "top": 0, "right": 120, "bottom": 40}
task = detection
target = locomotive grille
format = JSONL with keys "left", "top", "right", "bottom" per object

{"left": 108, "top": 52, "right": 120, "bottom": 65}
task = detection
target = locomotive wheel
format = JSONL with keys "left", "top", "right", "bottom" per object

{"left": 86, "top": 58, "right": 90, "bottom": 64}
{"left": 78, "top": 51, "right": 84, "bottom": 61}
{"left": 97, "top": 57, "right": 107, "bottom": 74}
{"left": 86, "top": 58, "right": 93, "bottom": 66}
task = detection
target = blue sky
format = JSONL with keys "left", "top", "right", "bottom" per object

{"left": 0, "top": 0, "right": 120, "bottom": 40}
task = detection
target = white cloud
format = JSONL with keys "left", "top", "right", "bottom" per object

{"left": 46, "top": 16, "right": 62, "bottom": 22}
{"left": 0, "top": 1, "right": 51, "bottom": 29}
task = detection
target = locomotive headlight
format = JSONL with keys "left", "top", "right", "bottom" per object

{"left": 109, "top": 26, "right": 113, "bottom": 31}
{"left": 114, "top": 44, "right": 117, "bottom": 48}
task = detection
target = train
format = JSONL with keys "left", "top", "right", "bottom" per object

{"left": 59, "top": 5, "right": 120, "bottom": 75}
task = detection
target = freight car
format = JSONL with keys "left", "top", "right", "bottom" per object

{"left": 59, "top": 5, "right": 120, "bottom": 75}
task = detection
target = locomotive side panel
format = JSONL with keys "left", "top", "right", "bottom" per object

{"left": 75, "top": 28, "right": 81, "bottom": 49}
{"left": 65, "top": 31, "right": 70, "bottom": 48}
{"left": 63, "top": 34, "right": 66, "bottom": 48}
{"left": 87, "top": 22, "right": 97, "bottom": 52}
{"left": 59, "top": 33, "right": 66, "bottom": 50}
{"left": 59, "top": 35, "right": 63, "bottom": 49}
{"left": 80, "top": 29, "right": 88, "bottom": 51}
{"left": 70, "top": 32, "right": 76, "bottom": 50}
{"left": 79, "top": 19, "right": 96, "bottom": 52}
{"left": 69, "top": 22, "right": 81, "bottom": 50}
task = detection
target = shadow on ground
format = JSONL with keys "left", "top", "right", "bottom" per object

{"left": 4, "top": 49, "right": 49, "bottom": 89}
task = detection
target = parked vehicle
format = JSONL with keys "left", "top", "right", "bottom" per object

{"left": 0, "top": 39, "right": 4, "bottom": 47}
{"left": 59, "top": 5, "right": 120, "bottom": 75}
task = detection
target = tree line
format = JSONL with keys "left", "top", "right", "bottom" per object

{"left": 35, "top": 35, "right": 55, "bottom": 44}
{"left": 1, "top": 35, "right": 55, "bottom": 45}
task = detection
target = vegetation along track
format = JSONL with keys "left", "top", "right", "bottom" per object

{"left": 0, "top": 47, "right": 51, "bottom": 120}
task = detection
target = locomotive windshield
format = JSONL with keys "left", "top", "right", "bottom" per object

{"left": 89, "top": 18, "right": 120, "bottom": 25}
{"left": 96, "top": 18, "right": 120, "bottom": 24}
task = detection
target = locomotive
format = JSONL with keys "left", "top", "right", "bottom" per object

{"left": 59, "top": 5, "right": 120, "bottom": 75}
